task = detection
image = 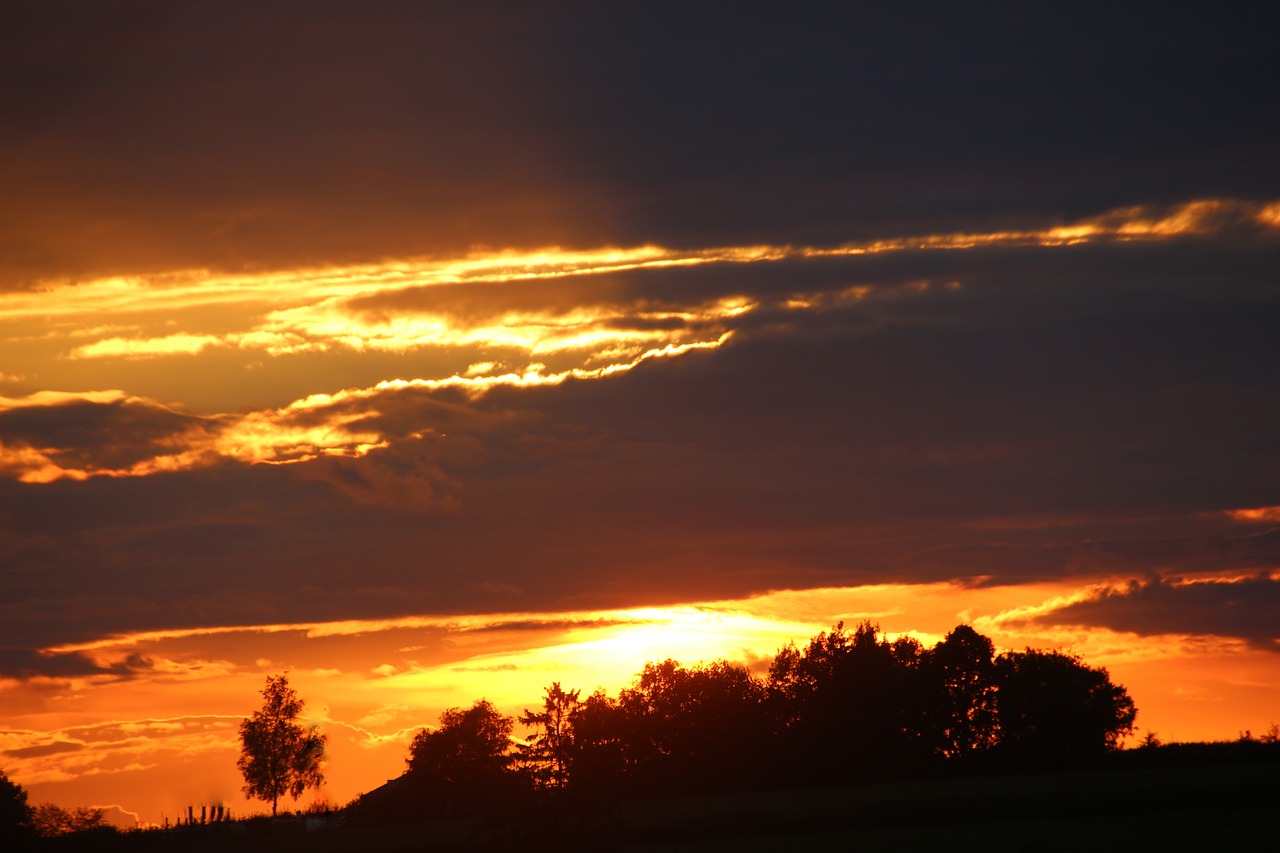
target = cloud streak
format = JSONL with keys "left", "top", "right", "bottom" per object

{"left": 1033, "top": 574, "right": 1280, "bottom": 652}
{"left": 0, "top": 336, "right": 727, "bottom": 483}
{"left": 4, "top": 197, "right": 1277, "bottom": 486}
{"left": 0, "top": 649, "right": 151, "bottom": 681}
{"left": 2, "top": 196, "right": 1279, "bottom": 654}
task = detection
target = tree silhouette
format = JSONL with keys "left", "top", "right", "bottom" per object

{"left": 926, "top": 625, "right": 999, "bottom": 760}
{"left": 352, "top": 621, "right": 1149, "bottom": 819}
{"left": 406, "top": 699, "right": 522, "bottom": 815}
{"left": 565, "top": 688, "right": 628, "bottom": 797}
{"left": 768, "top": 621, "right": 932, "bottom": 780}
{"left": 518, "top": 682, "right": 581, "bottom": 789}
{"left": 237, "top": 674, "right": 327, "bottom": 816}
{"left": 993, "top": 648, "right": 1137, "bottom": 767}
{"left": 619, "top": 659, "right": 768, "bottom": 792}
{"left": 29, "top": 804, "right": 106, "bottom": 837}
{"left": 0, "top": 769, "right": 33, "bottom": 848}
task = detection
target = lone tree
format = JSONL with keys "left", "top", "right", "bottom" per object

{"left": 237, "top": 674, "right": 327, "bottom": 816}
{"left": 518, "top": 682, "right": 581, "bottom": 789}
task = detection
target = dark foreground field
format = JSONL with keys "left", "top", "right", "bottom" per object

{"left": 67, "top": 757, "right": 1278, "bottom": 852}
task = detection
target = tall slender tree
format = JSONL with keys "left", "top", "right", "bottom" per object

{"left": 518, "top": 682, "right": 582, "bottom": 789}
{"left": 237, "top": 674, "right": 327, "bottom": 816}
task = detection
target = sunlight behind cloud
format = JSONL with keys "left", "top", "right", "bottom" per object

{"left": 0, "top": 333, "right": 731, "bottom": 482}
{"left": 9, "top": 577, "right": 1276, "bottom": 826}
{"left": 5, "top": 196, "right": 1275, "bottom": 484}
{"left": 7, "top": 197, "right": 1274, "bottom": 368}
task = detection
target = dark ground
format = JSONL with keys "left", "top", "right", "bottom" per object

{"left": 41, "top": 747, "right": 1280, "bottom": 852}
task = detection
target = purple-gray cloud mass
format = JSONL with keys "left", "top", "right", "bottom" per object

{"left": 1035, "top": 575, "right": 1280, "bottom": 651}
{"left": 2, "top": 3, "right": 1278, "bottom": 284}
{"left": 2, "top": 232, "right": 1279, "bottom": 650}
{"left": 0, "top": 648, "right": 152, "bottom": 680}
{"left": 2, "top": 3, "right": 1279, "bottom": 659}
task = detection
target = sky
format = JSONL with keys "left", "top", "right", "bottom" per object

{"left": 3, "top": 1, "right": 1280, "bottom": 827}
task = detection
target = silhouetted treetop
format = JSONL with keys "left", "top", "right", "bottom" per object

{"left": 993, "top": 648, "right": 1137, "bottom": 766}
{"left": 518, "top": 682, "right": 581, "bottom": 789}
{"left": 407, "top": 699, "right": 514, "bottom": 784}
{"left": 30, "top": 803, "right": 108, "bottom": 838}
{"left": 403, "top": 699, "right": 528, "bottom": 817}
{"left": 618, "top": 658, "right": 768, "bottom": 791}
{"left": 375, "top": 622, "right": 1140, "bottom": 818}
{"left": 927, "top": 624, "right": 999, "bottom": 760}
{"left": 0, "top": 769, "right": 33, "bottom": 848}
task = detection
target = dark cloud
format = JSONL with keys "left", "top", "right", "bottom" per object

{"left": 3, "top": 4, "right": 1278, "bottom": 284}
{"left": 1035, "top": 575, "right": 1280, "bottom": 651}
{"left": 3, "top": 741, "right": 86, "bottom": 759}
{"left": 0, "top": 648, "right": 152, "bottom": 680}
{"left": 461, "top": 617, "right": 648, "bottom": 635}
{"left": 2, "top": 3, "right": 1279, "bottom": 654}
{"left": 3, "top": 231, "right": 1280, "bottom": 649}
{"left": 916, "top": 528, "right": 1280, "bottom": 586}
{"left": 0, "top": 397, "right": 214, "bottom": 473}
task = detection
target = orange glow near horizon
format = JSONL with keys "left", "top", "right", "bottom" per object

{"left": 5, "top": 580, "right": 1278, "bottom": 826}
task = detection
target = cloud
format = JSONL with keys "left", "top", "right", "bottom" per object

{"left": 7, "top": 6, "right": 1280, "bottom": 821}
{"left": 0, "top": 393, "right": 220, "bottom": 482}
{"left": 1033, "top": 575, "right": 1280, "bottom": 651}
{"left": 1, "top": 199, "right": 1279, "bottom": 651}
{"left": 0, "top": 715, "right": 243, "bottom": 791}
{"left": 1226, "top": 505, "right": 1280, "bottom": 523}
{"left": 70, "top": 334, "right": 224, "bottom": 360}
{"left": 6, "top": 5, "right": 1277, "bottom": 285}
{"left": 0, "top": 648, "right": 152, "bottom": 680}
{"left": 3, "top": 741, "right": 87, "bottom": 759}
{"left": 0, "top": 337, "right": 734, "bottom": 484}
{"left": 7, "top": 198, "right": 1277, "bottom": 487}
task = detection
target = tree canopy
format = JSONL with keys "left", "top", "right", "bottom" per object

{"left": 29, "top": 803, "right": 107, "bottom": 838}
{"left": 404, "top": 699, "right": 523, "bottom": 816}
{"left": 993, "top": 648, "right": 1137, "bottom": 765}
{"left": 0, "top": 769, "right": 33, "bottom": 847}
{"left": 619, "top": 658, "right": 769, "bottom": 792}
{"left": 370, "top": 622, "right": 1139, "bottom": 820}
{"left": 237, "top": 674, "right": 327, "bottom": 816}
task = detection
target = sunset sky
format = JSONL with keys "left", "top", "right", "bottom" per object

{"left": 3, "top": 2, "right": 1279, "bottom": 827}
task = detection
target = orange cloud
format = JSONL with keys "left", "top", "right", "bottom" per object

{"left": 0, "top": 328, "right": 733, "bottom": 483}
{"left": 11, "top": 195, "right": 1270, "bottom": 484}
{"left": 9, "top": 198, "right": 1273, "bottom": 368}
{"left": 1226, "top": 505, "right": 1280, "bottom": 523}
{"left": 70, "top": 334, "right": 225, "bottom": 360}
{"left": 11, "top": 578, "right": 1278, "bottom": 825}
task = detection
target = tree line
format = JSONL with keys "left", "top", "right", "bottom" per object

{"left": 351, "top": 622, "right": 1138, "bottom": 821}
{"left": 0, "top": 620, "right": 1140, "bottom": 841}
